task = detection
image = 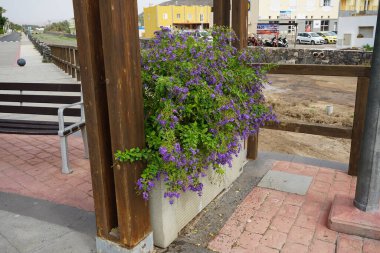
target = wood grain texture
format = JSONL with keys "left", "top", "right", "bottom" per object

{"left": 98, "top": 0, "right": 151, "bottom": 248}
{"left": 247, "top": 134, "right": 258, "bottom": 160}
{"left": 264, "top": 64, "right": 371, "bottom": 77}
{"left": 348, "top": 77, "right": 370, "bottom": 176}
{"left": 232, "top": 0, "right": 248, "bottom": 50}
{"left": 72, "top": 0, "right": 118, "bottom": 241}
{"left": 263, "top": 121, "right": 353, "bottom": 139}
{"left": 213, "top": 0, "right": 230, "bottom": 26}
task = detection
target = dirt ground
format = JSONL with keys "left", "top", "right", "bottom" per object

{"left": 259, "top": 74, "right": 357, "bottom": 164}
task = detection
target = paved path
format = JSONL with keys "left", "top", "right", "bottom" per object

{"left": 0, "top": 33, "right": 78, "bottom": 83}
{"left": 0, "top": 32, "right": 21, "bottom": 42}
{"left": 207, "top": 161, "right": 379, "bottom": 253}
{"left": 0, "top": 134, "right": 93, "bottom": 212}
{"left": 0, "top": 33, "right": 80, "bottom": 122}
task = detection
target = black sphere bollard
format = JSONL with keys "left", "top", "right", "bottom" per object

{"left": 17, "top": 58, "right": 26, "bottom": 67}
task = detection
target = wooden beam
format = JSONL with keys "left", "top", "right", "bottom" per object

{"left": 263, "top": 121, "right": 353, "bottom": 139}
{"left": 349, "top": 77, "right": 370, "bottom": 176}
{"left": 213, "top": 0, "right": 230, "bottom": 26}
{"left": 98, "top": 0, "right": 151, "bottom": 248}
{"left": 232, "top": 0, "right": 248, "bottom": 50}
{"left": 72, "top": 0, "right": 117, "bottom": 240}
{"left": 72, "top": 0, "right": 117, "bottom": 241}
{"left": 264, "top": 64, "right": 371, "bottom": 77}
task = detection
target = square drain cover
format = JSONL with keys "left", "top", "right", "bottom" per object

{"left": 258, "top": 170, "right": 313, "bottom": 195}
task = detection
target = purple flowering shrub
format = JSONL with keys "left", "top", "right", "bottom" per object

{"left": 115, "top": 27, "right": 276, "bottom": 204}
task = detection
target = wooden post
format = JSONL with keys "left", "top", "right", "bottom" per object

{"left": 247, "top": 134, "right": 258, "bottom": 160}
{"left": 232, "top": 0, "right": 248, "bottom": 50}
{"left": 230, "top": 0, "right": 256, "bottom": 158}
{"left": 98, "top": 0, "right": 151, "bottom": 248}
{"left": 348, "top": 77, "right": 370, "bottom": 176}
{"left": 213, "top": 0, "right": 230, "bottom": 26}
{"left": 72, "top": 0, "right": 118, "bottom": 242}
{"left": 75, "top": 49, "right": 81, "bottom": 81}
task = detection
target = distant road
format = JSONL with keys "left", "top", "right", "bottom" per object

{"left": 0, "top": 32, "right": 21, "bottom": 42}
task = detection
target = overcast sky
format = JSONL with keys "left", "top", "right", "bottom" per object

{"left": 0, "top": 0, "right": 166, "bottom": 25}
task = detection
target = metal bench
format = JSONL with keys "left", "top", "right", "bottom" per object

{"left": 0, "top": 82, "right": 88, "bottom": 174}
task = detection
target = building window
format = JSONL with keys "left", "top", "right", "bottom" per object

{"left": 305, "top": 20, "right": 313, "bottom": 32}
{"left": 288, "top": 22, "right": 295, "bottom": 33}
{"left": 176, "top": 13, "right": 181, "bottom": 19}
{"left": 147, "top": 14, "right": 151, "bottom": 21}
{"left": 200, "top": 14, "right": 204, "bottom": 22}
{"left": 163, "top": 13, "right": 168, "bottom": 20}
{"left": 269, "top": 16, "right": 272, "bottom": 19}
{"left": 188, "top": 14, "right": 192, "bottom": 20}
{"left": 323, "top": 0, "right": 331, "bottom": 6}
{"left": 321, "top": 20, "right": 329, "bottom": 31}
{"left": 358, "top": 26, "right": 374, "bottom": 38}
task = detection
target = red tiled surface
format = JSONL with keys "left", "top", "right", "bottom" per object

{"left": 208, "top": 161, "right": 380, "bottom": 253}
{"left": 0, "top": 134, "right": 93, "bottom": 211}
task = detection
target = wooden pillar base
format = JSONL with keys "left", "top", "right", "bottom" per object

{"left": 96, "top": 233, "right": 153, "bottom": 253}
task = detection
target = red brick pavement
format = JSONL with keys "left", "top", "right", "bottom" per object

{"left": 0, "top": 134, "right": 94, "bottom": 211}
{"left": 208, "top": 161, "right": 380, "bottom": 253}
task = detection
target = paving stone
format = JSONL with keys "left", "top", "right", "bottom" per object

{"left": 208, "top": 234, "right": 236, "bottom": 253}
{"left": 337, "top": 234, "right": 363, "bottom": 253}
{"left": 363, "top": 238, "right": 380, "bottom": 253}
{"left": 283, "top": 193, "right": 305, "bottom": 206}
{"left": 280, "top": 243, "right": 308, "bottom": 253}
{"left": 260, "top": 229, "right": 287, "bottom": 250}
{"left": 0, "top": 134, "right": 93, "bottom": 211}
{"left": 295, "top": 214, "right": 318, "bottom": 230}
{"left": 315, "top": 224, "right": 338, "bottom": 243}
{"left": 245, "top": 216, "right": 271, "bottom": 235}
{"left": 258, "top": 170, "right": 312, "bottom": 195}
{"left": 269, "top": 215, "right": 295, "bottom": 233}
{"left": 277, "top": 204, "right": 300, "bottom": 219}
{"left": 309, "top": 239, "right": 335, "bottom": 253}
{"left": 254, "top": 245, "right": 279, "bottom": 253}
{"left": 236, "top": 231, "right": 262, "bottom": 249}
{"left": 287, "top": 226, "right": 315, "bottom": 246}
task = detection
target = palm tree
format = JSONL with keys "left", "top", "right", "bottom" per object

{"left": 0, "top": 7, "right": 6, "bottom": 16}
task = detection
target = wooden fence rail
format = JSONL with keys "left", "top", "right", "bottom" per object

{"left": 42, "top": 42, "right": 370, "bottom": 177}
{"left": 254, "top": 64, "right": 371, "bottom": 176}
{"left": 49, "top": 45, "right": 81, "bottom": 81}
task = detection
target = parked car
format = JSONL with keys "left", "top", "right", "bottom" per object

{"left": 317, "top": 31, "right": 337, "bottom": 44}
{"left": 194, "top": 30, "right": 213, "bottom": 43}
{"left": 296, "top": 32, "right": 325, "bottom": 45}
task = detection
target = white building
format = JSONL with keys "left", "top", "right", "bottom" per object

{"left": 249, "top": 0, "right": 340, "bottom": 36}
{"left": 337, "top": 0, "right": 378, "bottom": 48}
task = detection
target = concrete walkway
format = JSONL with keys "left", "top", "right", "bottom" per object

{"left": 0, "top": 33, "right": 80, "bottom": 122}
{"left": 0, "top": 33, "right": 78, "bottom": 83}
{"left": 0, "top": 192, "right": 96, "bottom": 253}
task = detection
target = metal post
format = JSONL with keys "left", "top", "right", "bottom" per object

{"left": 354, "top": 0, "right": 380, "bottom": 212}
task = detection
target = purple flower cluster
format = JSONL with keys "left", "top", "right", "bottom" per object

{"left": 136, "top": 27, "right": 276, "bottom": 204}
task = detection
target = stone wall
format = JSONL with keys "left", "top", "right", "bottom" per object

{"left": 254, "top": 47, "right": 372, "bottom": 65}
{"left": 141, "top": 38, "right": 372, "bottom": 65}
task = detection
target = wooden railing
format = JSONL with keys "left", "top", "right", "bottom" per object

{"left": 41, "top": 42, "right": 370, "bottom": 176}
{"left": 253, "top": 64, "right": 370, "bottom": 176}
{"left": 49, "top": 45, "right": 81, "bottom": 81}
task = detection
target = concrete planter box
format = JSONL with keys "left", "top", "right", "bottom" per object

{"left": 149, "top": 140, "right": 248, "bottom": 248}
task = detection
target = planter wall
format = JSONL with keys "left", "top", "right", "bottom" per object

{"left": 149, "top": 140, "right": 248, "bottom": 248}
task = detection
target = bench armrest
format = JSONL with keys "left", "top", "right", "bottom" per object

{"left": 58, "top": 101, "right": 85, "bottom": 136}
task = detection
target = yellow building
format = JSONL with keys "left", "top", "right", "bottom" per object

{"left": 340, "top": 0, "right": 378, "bottom": 14}
{"left": 143, "top": 5, "right": 212, "bottom": 38}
